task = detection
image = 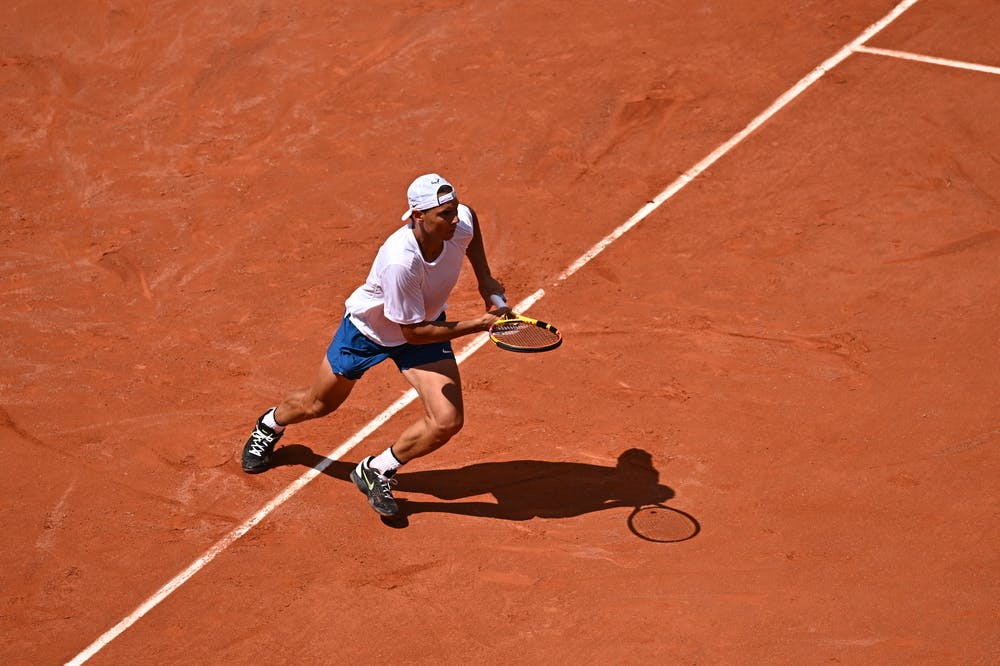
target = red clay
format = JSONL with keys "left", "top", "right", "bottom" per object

{"left": 2, "top": 1, "right": 998, "bottom": 663}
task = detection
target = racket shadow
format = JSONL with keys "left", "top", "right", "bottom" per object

{"left": 273, "top": 444, "right": 698, "bottom": 540}
{"left": 627, "top": 503, "right": 701, "bottom": 543}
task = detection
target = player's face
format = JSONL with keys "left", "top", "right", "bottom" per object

{"left": 417, "top": 200, "right": 460, "bottom": 240}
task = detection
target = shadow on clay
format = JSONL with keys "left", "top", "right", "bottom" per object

{"left": 271, "top": 444, "right": 698, "bottom": 540}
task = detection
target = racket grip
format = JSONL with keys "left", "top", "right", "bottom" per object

{"left": 490, "top": 294, "right": 508, "bottom": 309}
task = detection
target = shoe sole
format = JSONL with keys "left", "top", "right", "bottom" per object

{"left": 349, "top": 469, "right": 399, "bottom": 516}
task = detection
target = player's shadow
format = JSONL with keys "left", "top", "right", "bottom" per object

{"left": 272, "top": 444, "right": 677, "bottom": 525}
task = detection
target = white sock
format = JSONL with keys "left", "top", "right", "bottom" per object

{"left": 369, "top": 447, "right": 403, "bottom": 476}
{"left": 262, "top": 407, "right": 285, "bottom": 433}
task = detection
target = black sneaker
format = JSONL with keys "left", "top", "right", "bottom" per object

{"left": 350, "top": 457, "right": 399, "bottom": 516}
{"left": 240, "top": 412, "right": 284, "bottom": 473}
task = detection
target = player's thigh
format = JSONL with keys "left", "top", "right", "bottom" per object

{"left": 308, "top": 355, "right": 357, "bottom": 413}
{"left": 401, "top": 359, "right": 464, "bottom": 421}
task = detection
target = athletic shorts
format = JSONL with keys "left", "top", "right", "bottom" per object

{"left": 326, "top": 313, "right": 455, "bottom": 380}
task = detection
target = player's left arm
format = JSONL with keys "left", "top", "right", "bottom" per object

{"left": 464, "top": 206, "right": 506, "bottom": 308}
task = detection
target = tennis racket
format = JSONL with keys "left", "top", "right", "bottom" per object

{"left": 488, "top": 295, "right": 562, "bottom": 353}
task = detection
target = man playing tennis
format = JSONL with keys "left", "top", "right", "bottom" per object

{"left": 239, "top": 173, "right": 508, "bottom": 517}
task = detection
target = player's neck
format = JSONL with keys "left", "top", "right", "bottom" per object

{"left": 412, "top": 226, "right": 444, "bottom": 262}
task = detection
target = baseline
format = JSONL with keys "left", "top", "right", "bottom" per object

{"left": 854, "top": 45, "right": 1000, "bottom": 76}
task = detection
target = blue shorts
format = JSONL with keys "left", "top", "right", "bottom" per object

{"left": 326, "top": 313, "right": 455, "bottom": 380}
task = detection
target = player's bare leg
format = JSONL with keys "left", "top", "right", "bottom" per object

{"left": 350, "top": 359, "right": 463, "bottom": 516}
{"left": 273, "top": 357, "right": 357, "bottom": 426}
{"left": 393, "top": 358, "right": 464, "bottom": 462}
{"left": 241, "top": 357, "right": 356, "bottom": 473}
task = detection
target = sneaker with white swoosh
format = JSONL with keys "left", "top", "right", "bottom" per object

{"left": 350, "top": 456, "right": 399, "bottom": 516}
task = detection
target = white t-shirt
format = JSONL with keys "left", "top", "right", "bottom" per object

{"left": 344, "top": 204, "right": 475, "bottom": 347}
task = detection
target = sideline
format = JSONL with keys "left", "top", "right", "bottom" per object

{"left": 66, "top": 1, "right": 921, "bottom": 663}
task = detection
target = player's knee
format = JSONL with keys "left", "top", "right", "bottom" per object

{"left": 430, "top": 412, "right": 464, "bottom": 441}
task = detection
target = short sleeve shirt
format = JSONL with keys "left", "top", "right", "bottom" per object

{"left": 344, "top": 204, "right": 475, "bottom": 347}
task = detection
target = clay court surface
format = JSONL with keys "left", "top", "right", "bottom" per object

{"left": 2, "top": 0, "right": 999, "bottom": 663}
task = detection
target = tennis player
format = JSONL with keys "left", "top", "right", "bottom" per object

{"left": 240, "top": 173, "right": 508, "bottom": 517}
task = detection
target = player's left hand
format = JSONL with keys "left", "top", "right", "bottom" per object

{"left": 478, "top": 277, "right": 506, "bottom": 310}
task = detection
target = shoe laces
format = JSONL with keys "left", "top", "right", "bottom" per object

{"left": 248, "top": 428, "right": 275, "bottom": 457}
{"left": 371, "top": 469, "right": 398, "bottom": 498}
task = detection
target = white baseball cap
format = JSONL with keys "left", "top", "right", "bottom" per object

{"left": 400, "top": 173, "right": 457, "bottom": 221}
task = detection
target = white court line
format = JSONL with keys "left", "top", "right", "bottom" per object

{"left": 557, "top": 0, "right": 920, "bottom": 284}
{"left": 64, "top": 295, "right": 550, "bottom": 666}
{"left": 854, "top": 45, "right": 1000, "bottom": 76}
{"left": 66, "top": 1, "right": 920, "bottom": 663}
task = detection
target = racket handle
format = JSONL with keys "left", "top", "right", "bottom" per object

{"left": 490, "top": 294, "right": 508, "bottom": 309}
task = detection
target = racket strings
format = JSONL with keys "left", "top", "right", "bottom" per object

{"left": 492, "top": 320, "right": 559, "bottom": 349}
